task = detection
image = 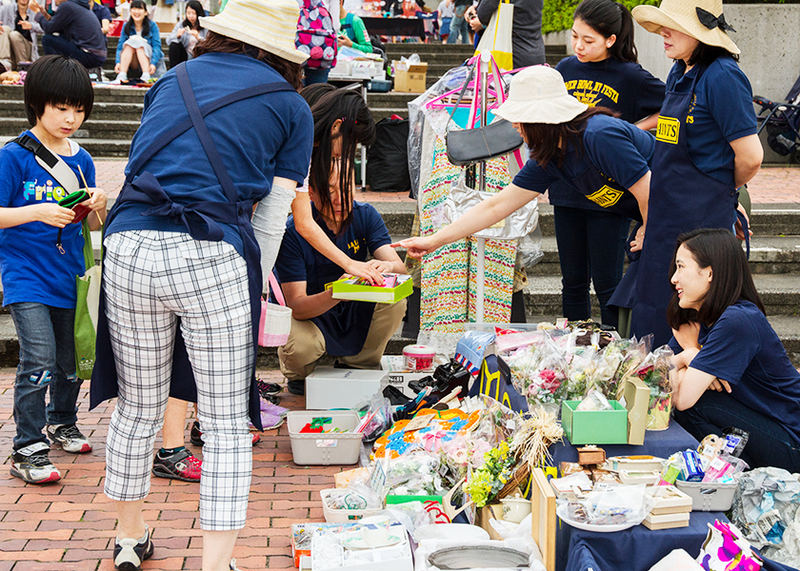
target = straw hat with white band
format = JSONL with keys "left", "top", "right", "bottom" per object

{"left": 631, "top": 0, "right": 739, "bottom": 55}
{"left": 199, "top": 0, "right": 309, "bottom": 64}
{"left": 494, "top": 66, "right": 588, "bottom": 125}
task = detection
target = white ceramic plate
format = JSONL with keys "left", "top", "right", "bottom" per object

{"left": 557, "top": 507, "right": 637, "bottom": 533}
{"left": 415, "top": 523, "right": 491, "bottom": 542}
{"left": 341, "top": 534, "right": 403, "bottom": 550}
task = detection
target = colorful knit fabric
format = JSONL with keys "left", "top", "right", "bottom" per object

{"left": 419, "top": 133, "right": 516, "bottom": 333}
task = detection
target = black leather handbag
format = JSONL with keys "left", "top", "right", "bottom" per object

{"left": 444, "top": 64, "right": 523, "bottom": 166}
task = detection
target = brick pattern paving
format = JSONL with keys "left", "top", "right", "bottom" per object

{"left": 93, "top": 159, "right": 800, "bottom": 204}
{"left": 0, "top": 369, "right": 334, "bottom": 571}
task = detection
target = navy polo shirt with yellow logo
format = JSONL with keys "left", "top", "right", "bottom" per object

{"left": 664, "top": 55, "right": 757, "bottom": 187}
{"left": 513, "top": 114, "right": 654, "bottom": 208}
{"left": 275, "top": 201, "right": 392, "bottom": 295}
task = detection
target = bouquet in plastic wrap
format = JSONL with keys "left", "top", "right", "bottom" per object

{"left": 506, "top": 340, "right": 568, "bottom": 411}
{"left": 588, "top": 338, "right": 634, "bottom": 399}
{"left": 625, "top": 346, "right": 675, "bottom": 431}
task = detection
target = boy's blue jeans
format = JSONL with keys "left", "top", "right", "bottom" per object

{"left": 10, "top": 302, "right": 82, "bottom": 451}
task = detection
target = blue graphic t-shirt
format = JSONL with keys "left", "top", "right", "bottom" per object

{"left": 0, "top": 132, "right": 94, "bottom": 308}
{"left": 551, "top": 56, "right": 665, "bottom": 210}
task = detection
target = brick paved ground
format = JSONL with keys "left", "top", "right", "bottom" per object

{"left": 93, "top": 160, "right": 800, "bottom": 204}
{"left": 0, "top": 370, "right": 334, "bottom": 571}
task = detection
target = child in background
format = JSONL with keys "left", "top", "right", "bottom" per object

{"left": 112, "top": 0, "right": 162, "bottom": 83}
{"left": 338, "top": 0, "right": 372, "bottom": 54}
{"left": 437, "top": 0, "right": 453, "bottom": 42}
{"left": 0, "top": 55, "right": 107, "bottom": 484}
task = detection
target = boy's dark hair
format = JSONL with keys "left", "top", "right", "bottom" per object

{"left": 300, "top": 83, "right": 336, "bottom": 108}
{"left": 574, "top": 0, "right": 638, "bottom": 63}
{"left": 309, "top": 89, "right": 376, "bottom": 234}
{"left": 124, "top": 0, "right": 151, "bottom": 38}
{"left": 182, "top": 0, "right": 205, "bottom": 30}
{"left": 194, "top": 31, "right": 304, "bottom": 90}
{"left": 666, "top": 228, "right": 764, "bottom": 330}
{"left": 519, "top": 106, "right": 617, "bottom": 170}
{"left": 24, "top": 55, "right": 94, "bottom": 126}
{"left": 687, "top": 43, "right": 739, "bottom": 67}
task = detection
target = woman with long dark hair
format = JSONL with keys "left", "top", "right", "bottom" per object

{"left": 396, "top": 66, "right": 652, "bottom": 265}
{"left": 550, "top": 0, "right": 665, "bottom": 329}
{"left": 166, "top": 0, "right": 206, "bottom": 67}
{"left": 625, "top": 0, "right": 763, "bottom": 345}
{"left": 112, "top": 0, "right": 162, "bottom": 83}
{"left": 90, "top": 0, "right": 313, "bottom": 568}
{"left": 669, "top": 228, "right": 800, "bottom": 472}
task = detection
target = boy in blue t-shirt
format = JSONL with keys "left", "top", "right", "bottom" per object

{"left": 0, "top": 55, "right": 107, "bottom": 484}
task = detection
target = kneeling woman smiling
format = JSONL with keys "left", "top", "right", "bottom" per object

{"left": 669, "top": 228, "right": 800, "bottom": 472}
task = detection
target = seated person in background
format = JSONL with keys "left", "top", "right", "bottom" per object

{"left": 669, "top": 228, "right": 800, "bottom": 473}
{"left": 166, "top": 0, "right": 206, "bottom": 67}
{"left": 90, "top": 0, "right": 110, "bottom": 33}
{"left": 28, "top": 0, "right": 106, "bottom": 70}
{"left": 0, "top": 0, "right": 44, "bottom": 71}
{"left": 275, "top": 166, "right": 408, "bottom": 396}
{"left": 112, "top": 0, "right": 162, "bottom": 83}
{"left": 337, "top": 0, "right": 371, "bottom": 53}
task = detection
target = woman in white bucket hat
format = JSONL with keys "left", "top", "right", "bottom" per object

{"left": 90, "top": 0, "right": 314, "bottom": 569}
{"left": 395, "top": 65, "right": 654, "bottom": 263}
{"left": 611, "top": 0, "right": 763, "bottom": 346}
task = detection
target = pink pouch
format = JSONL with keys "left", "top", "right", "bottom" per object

{"left": 258, "top": 272, "right": 292, "bottom": 347}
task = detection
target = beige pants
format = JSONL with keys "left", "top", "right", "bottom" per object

{"left": 0, "top": 27, "right": 33, "bottom": 70}
{"left": 279, "top": 299, "right": 407, "bottom": 380}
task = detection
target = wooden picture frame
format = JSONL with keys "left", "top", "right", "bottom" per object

{"left": 530, "top": 468, "right": 556, "bottom": 571}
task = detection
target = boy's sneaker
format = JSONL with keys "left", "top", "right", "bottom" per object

{"left": 287, "top": 379, "right": 305, "bottom": 396}
{"left": 190, "top": 421, "right": 261, "bottom": 447}
{"left": 152, "top": 448, "right": 201, "bottom": 482}
{"left": 113, "top": 525, "right": 154, "bottom": 571}
{"left": 256, "top": 379, "right": 282, "bottom": 397}
{"left": 47, "top": 424, "right": 92, "bottom": 454}
{"left": 10, "top": 442, "right": 61, "bottom": 484}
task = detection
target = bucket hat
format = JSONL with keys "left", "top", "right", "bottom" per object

{"left": 199, "top": 0, "right": 309, "bottom": 64}
{"left": 632, "top": 0, "right": 739, "bottom": 55}
{"left": 494, "top": 66, "right": 588, "bottom": 125}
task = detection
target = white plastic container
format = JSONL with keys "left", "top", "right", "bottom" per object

{"left": 287, "top": 411, "right": 363, "bottom": 466}
{"left": 305, "top": 368, "right": 388, "bottom": 410}
{"left": 320, "top": 489, "right": 382, "bottom": 523}
{"left": 675, "top": 479, "right": 738, "bottom": 511}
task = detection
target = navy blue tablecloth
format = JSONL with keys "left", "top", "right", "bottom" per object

{"left": 362, "top": 17, "right": 426, "bottom": 40}
{"left": 557, "top": 511, "right": 798, "bottom": 571}
{"left": 549, "top": 422, "right": 699, "bottom": 468}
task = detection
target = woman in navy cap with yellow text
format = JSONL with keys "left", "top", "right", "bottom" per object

{"left": 622, "top": 0, "right": 762, "bottom": 345}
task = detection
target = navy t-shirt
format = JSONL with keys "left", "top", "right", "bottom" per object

{"left": 0, "top": 133, "right": 94, "bottom": 308}
{"left": 677, "top": 300, "right": 800, "bottom": 445}
{"left": 665, "top": 56, "right": 757, "bottom": 187}
{"left": 107, "top": 53, "right": 313, "bottom": 257}
{"left": 275, "top": 201, "right": 392, "bottom": 294}
{"left": 513, "top": 114, "right": 654, "bottom": 219}
{"left": 551, "top": 57, "right": 665, "bottom": 210}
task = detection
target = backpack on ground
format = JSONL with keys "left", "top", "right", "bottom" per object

{"left": 296, "top": 0, "right": 337, "bottom": 69}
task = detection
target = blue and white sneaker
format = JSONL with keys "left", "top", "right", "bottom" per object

{"left": 113, "top": 526, "right": 154, "bottom": 571}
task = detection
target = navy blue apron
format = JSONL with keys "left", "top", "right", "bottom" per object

{"left": 562, "top": 162, "right": 643, "bottom": 223}
{"left": 628, "top": 64, "right": 737, "bottom": 346}
{"left": 90, "top": 65, "right": 295, "bottom": 430}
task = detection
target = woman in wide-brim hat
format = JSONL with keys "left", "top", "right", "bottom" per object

{"left": 90, "top": 0, "right": 316, "bottom": 569}
{"left": 612, "top": 0, "right": 763, "bottom": 346}
{"left": 395, "top": 65, "right": 654, "bottom": 263}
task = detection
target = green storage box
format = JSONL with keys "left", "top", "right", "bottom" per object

{"left": 561, "top": 400, "right": 629, "bottom": 445}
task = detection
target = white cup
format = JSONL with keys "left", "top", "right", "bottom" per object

{"left": 359, "top": 515, "right": 391, "bottom": 546}
{"left": 500, "top": 495, "right": 532, "bottom": 523}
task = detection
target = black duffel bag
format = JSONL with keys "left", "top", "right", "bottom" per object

{"left": 366, "top": 117, "right": 411, "bottom": 193}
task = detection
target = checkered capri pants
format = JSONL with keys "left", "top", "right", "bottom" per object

{"left": 103, "top": 229, "right": 253, "bottom": 530}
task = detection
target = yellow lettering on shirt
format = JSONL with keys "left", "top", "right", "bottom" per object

{"left": 586, "top": 185, "right": 624, "bottom": 208}
{"left": 568, "top": 81, "right": 620, "bottom": 107}
{"left": 656, "top": 116, "right": 680, "bottom": 144}
{"left": 686, "top": 115, "right": 694, "bottom": 124}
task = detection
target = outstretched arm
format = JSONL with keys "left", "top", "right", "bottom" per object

{"left": 393, "top": 182, "right": 538, "bottom": 258}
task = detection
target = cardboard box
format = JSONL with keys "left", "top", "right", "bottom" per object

{"left": 305, "top": 368, "right": 387, "bottom": 410}
{"left": 393, "top": 61, "right": 428, "bottom": 93}
{"left": 311, "top": 524, "right": 413, "bottom": 571}
{"left": 561, "top": 400, "right": 629, "bottom": 445}
{"left": 643, "top": 511, "right": 690, "bottom": 530}
{"left": 330, "top": 273, "right": 412, "bottom": 304}
{"left": 622, "top": 376, "right": 650, "bottom": 445}
{"left": 645, "top": 485, "right": 693, "bottom": 516}
{"left": 380, "top": 355, "right": 432, "bottom": 398}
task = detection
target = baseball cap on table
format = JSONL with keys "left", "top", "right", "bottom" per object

{"left": 494, "top": 66, "right": 588, "bottom": 125}
{"left": 199, "top": 0, "right": 309, "bottom": 64}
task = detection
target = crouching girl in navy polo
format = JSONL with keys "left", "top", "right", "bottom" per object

{"left": 0, "top": 55, "right": 106, "bottom": 484}
{"left": 669, "top": 229, "right": 800, "bottom": 473}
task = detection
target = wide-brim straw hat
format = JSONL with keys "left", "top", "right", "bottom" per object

{"left": 199, "top": 0, "right": 308, "bottom": 64}
{"left": 494, "top": 66, "right": 588, "bottom": 125}
{"left": 632, "top": 0, "right": 739, "bottom": 55}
